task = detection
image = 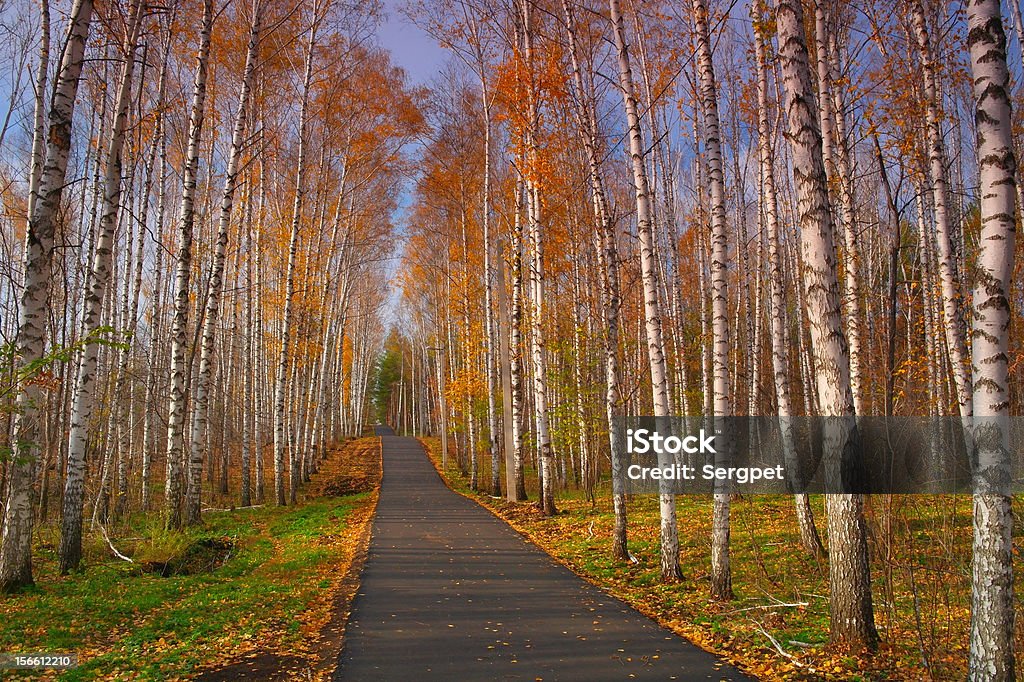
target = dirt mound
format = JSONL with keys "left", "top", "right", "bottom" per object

{"left": 139, "top": 537, "right": 234, "bottom": 577}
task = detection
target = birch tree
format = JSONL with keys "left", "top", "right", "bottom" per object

{"left": 964, "top": 1, "right": 1016, "bottom": 677}
{"left": 910, "top": 0, "right": 973, "bottom": 419}
{"left": 519, "top": 0, "right": 556, "bottom": 516}
{"left": 561, "top": 0, "right": 627, "bottom": 562}
{"left": 753, "top": 3, "right": 824, "bottom": 558}
{"left": 692, "top": 0, "right": 733, "bottom": 600}
{"left": 608, "top": 0, "right": 679, "bottom": 582}
{"left": 185, "top": 1, "right": 261, "bottom": 526}
{"left": 165, "top": 0, "right": 214, "bottom": 530}
{"left": 812, "top": 0, "right": 864, "bottom": 414}
{"left": 0, "top": 0, "right": 94, "bottom": 592}
{"left": 774, "top": 0, "right": 878, "bottom": 649}
{"left": 59, "top": 0, "right": 143, "bottom": 572}
{"left": 275, "top": 2, "right": 320, "bottom": 506}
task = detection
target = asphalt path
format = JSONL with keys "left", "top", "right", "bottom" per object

{"left": 335, "top": 426, "right": 751, "bottom": 681}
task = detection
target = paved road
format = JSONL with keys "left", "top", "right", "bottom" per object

{"left": 335, "top": 426, "right": 751, "bottom": 681}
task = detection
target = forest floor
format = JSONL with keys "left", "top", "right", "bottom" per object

{"left": 420, "top": 436, "right": 1024, "bottom": 681}
{"left": 0, "top": 437, "right": 381, "bottom": 681}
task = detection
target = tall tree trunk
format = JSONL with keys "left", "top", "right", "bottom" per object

{"left": 254, "top": 127, "right": 267, "bottom": 502}
{"left": 141, "top": 79, "right": 167, "bottom": 513}
{"left": 562, "top": 0, "right": 628, "bottom": 561}
{"left": 753, "top": 4, "right": 825, "bottom": 559}
{"left": 15, "top": 0, "right": 51, "bottom": 529}
{"left": 59, "top": 0, "right": 142, "bottom": 571}
{"left": 510, "top": 180, "right": 527, "bottom": 501}
{"left": 693, "top": 0, "right": 733, "bottom": 600}
{"left": 774, "top": 0, "right": 878, "bottom": 650}
{"left": 519, "top": 0, "right": 556, "bottom": 516}
{"left": 241, "top": 178, "right": 255, "bottom": 507}
{"left": 965, "top": 2, "right": 1016, "bottom": 678}
{"left": 525, "top": 180, "right": 555, "bottom": 514}
{"left": 483, "top": 110, "right": 500, "bottom": 497}
{"left": 608, "top": 0, "right": 679, "bottom": 581}
{"left": 114, "top": 62, "right": 153, "bottom": 520}
{"left": 910, "top": 0, "right": 973, "bottom": 418}
{"left": 459, "top": 202, "right": 478, "bottom": 489}
{"left": 0, "top": 0, "right": 94, "bottom": 593}
{"left": 185, "top": 5, "right": 261, "bottom": 525}
{"left": 813, "top": 0, "right": 865, "bottom": 415}
{"left": 464, "top": 24, "right": 501, "bottom": 495}
{"left": 275, "top": 5, "right": 318, "bottom": 506}
{"left": 164, "top": 0, "right": 214, "bottom": 530}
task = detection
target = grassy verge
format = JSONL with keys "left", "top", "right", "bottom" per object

{"left": 0, "top": 437, "right": 381, "bottom": 681}
{"left": 420, "top": 436, "right": 1022, "bottom": 681}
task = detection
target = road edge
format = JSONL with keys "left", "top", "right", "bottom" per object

{"left": 315, "top": 437, "right": 383, "bottom": 681}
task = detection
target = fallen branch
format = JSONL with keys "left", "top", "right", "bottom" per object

{"left": 722, "top": 601, "right": 808, "bottom": 615}
{"left": 99, "top": 524, "right": 133, "bottom": 563}
{"left": 759, "top": 588, "right": 810, "bottom": 607}
{"left": 752, "top": 622, "right": 804, "bottom": 668}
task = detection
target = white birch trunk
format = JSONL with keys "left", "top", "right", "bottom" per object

{"left": 142, "top": 88, "right": 168, "bottom": 512}
{"left": 519, "top": 0, "right": 556, "bottom": 516}
{"left": 241, "top": 181, "right": 255, "bottom": 507}
{"left": 0, "top": 0, "right": 94, "bottom": 592}
{"left": 482, "top": 96, "right": 500, "bottom": 497}
{"left": 813, "top": 1, "right": 864, "bottom": 415}
{"left": 911, "top": 0, "right": 973, "bottom": 418}
{"left": 693, "top": 0, "right": 733, "bottom": 600}
{"left": 753, "top": 12, "right": 825, "bottom": 558}
{"left": 562, "top": 0, "right": 628, "bottom": 560}
{"left": 525, "top": 181, "right": 556, "bottom": 515}
{"left": 274, "top": 6, "right": 318, "bottom": 506}
{"left": 59, "top": 0, "right": 142, "bottom": 571}
{"left": 510, "top": 179, "right": 526, "bottom": 501}
{"left": 164, "top": 0, "right": 213, "bottom": 529}
{"left": 609, "top": 0, "right": 679, "bottom": 581}
{"left": 965, "top": 2, "right": 1016, "bottom": 678}
{"left": 774, "top": 0, "right": 878, "bottom": 649}
{"left": 185, "top": 7, "right": 260, "bottom": 525}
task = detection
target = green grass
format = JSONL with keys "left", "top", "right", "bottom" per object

{"left": 0, "top": 494, "right": 369, "bottom": 681}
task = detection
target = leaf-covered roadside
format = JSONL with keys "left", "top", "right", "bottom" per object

{"left": 0, "top": 437, "right": 381, "bottom": 681}
{"left": 420, "top": 437, "right": 1022, "bottom": 681}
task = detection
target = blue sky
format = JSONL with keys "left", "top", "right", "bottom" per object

{"left": 376, "top": 1, "right": 448, "bottom": 330}
{"left": 378, "top": 0, "right": 448, "bottom": 87}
